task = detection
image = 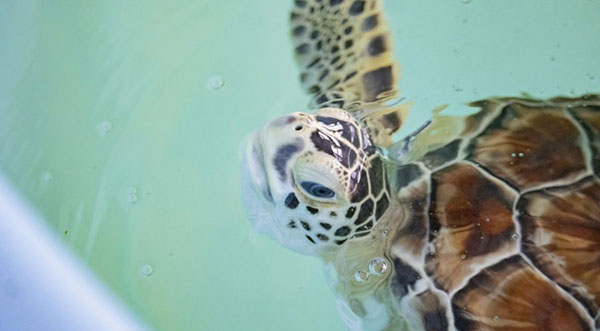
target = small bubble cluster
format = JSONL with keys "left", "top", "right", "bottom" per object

{"left": 354, "top": 270, "right": 370, "bottom": 283}
{"left": 96, "top": 121, "right": 112, "bottom": 136}
{"left": 207, "top": 75, "right": 225, "bottom": 90}
{"left": 41, "top": 172, "right": 53, "bottom": 183}
{"left": 127, "top": 186, "right": 139, "bottom": 204}
{"left": 355, "top": 257, "right": 389, "bottom": 283}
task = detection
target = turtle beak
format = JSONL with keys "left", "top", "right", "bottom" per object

{"left": 244, "top": 130, "right": 273, "bottom": 204}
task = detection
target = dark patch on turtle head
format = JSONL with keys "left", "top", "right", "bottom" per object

{"left": 375, "top": 194, "right": 389, "bottom": 220}
{"left": 273, "top": 141, "right": 304, "bottom": 181}
{"left": 349, "top": 169, "right": 369, "bottom": 202}
{"left": 353, "top": 198, "right": 374, "bottom": 225}
{"left": 310, "top": 130, "right": 357, "bottom": 168}
{"left": 284, "top": 193, "right": 299, "bottom": 209}
{"left": 316, "top": 116, "right": 362, "bottom": 148}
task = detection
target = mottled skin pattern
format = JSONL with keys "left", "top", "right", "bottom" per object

{"left": 290, "top": 0, "right": 398, "bottom": 109}
{"left": 241, "top": 0, "right": 600, "bottom": 330}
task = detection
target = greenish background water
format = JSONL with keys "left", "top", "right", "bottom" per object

{"left": 0, "top": 0, "right": 598, "bottom": 330}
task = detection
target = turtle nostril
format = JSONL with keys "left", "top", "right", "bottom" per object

{"left": 294, "top": 124, "right": 304, "bottom": 131}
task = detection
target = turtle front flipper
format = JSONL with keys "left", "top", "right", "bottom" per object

{"left": 290, "top": 0, "right": 400, "bottom": 110}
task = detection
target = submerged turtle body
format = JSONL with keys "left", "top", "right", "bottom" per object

{"left": 241, "top": 0, "right": 600, "bottom": 330}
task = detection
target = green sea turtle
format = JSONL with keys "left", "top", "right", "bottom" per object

{"left": 241, "top": 0, "right": 600, "bottom": 330}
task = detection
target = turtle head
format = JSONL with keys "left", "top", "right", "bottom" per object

{"left": 242, "top": 108, "right": 392, "bottom": 256}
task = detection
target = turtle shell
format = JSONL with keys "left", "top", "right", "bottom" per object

{"left": 387, "top": 95, "right": 600, "bottom": 330}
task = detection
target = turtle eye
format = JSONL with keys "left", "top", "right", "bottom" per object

{"left": 300, "top": 181, "right": 336, "bottom": 199}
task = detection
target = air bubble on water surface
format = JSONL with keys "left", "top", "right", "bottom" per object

{"left": 452, "top": 85, "right": 464, "bottom": 92}
{"left": 127, "top": 186, "right": 138, "bottom": 204}
{"left": 512, "top": 233, "right": 520, "bottom": 240}
{"left": 368, "top": 258, "right": 388, "bottom": 276}
{"left": 127, "top": 194, "right": 138, "bottom": 203}
{"left": 493, "top": 315, "right": 499, "bottom": 322}
{"left": 460, "top": 254, "right": 467, "bottom": 260}
{"left": 41, "top": 172, "right": 53, "bottom": 183}
{"left": 207, "top": 75, "right": 225, "bottom": 90}
{"left": 96, "top": 121, "right": 112, "bottom": 136}
{"left": 354, "top": 270, "right": 370, "bottom": 283}
{"left": 140, "top": 264, "right": 154, "bottom": 277}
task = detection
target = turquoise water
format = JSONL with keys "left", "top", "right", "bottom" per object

{"left": 0, "top": 1, "right": 598, "bottom": 330}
